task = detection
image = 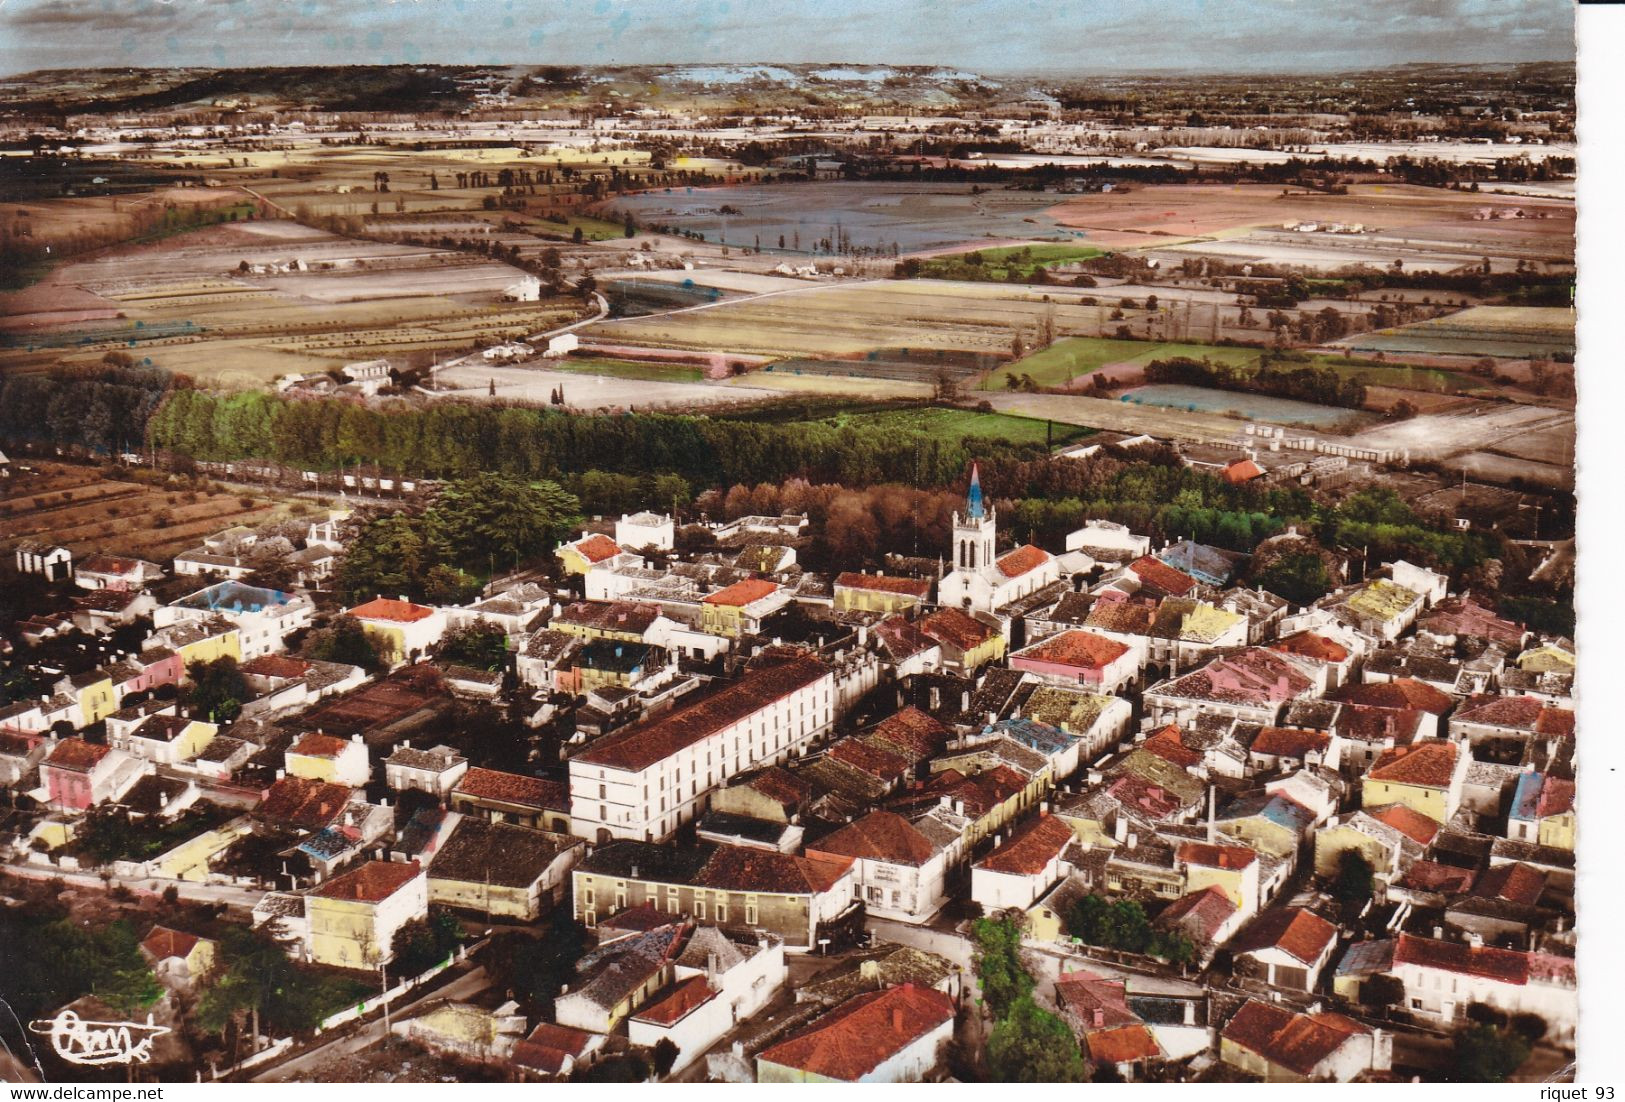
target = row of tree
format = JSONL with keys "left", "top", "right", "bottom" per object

{"left": 1143, "top": 355, "right": 1367, "bottom": 410}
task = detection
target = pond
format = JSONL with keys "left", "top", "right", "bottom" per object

{"left": 1118, "top": 384, "right": 1366, "bottom": 429}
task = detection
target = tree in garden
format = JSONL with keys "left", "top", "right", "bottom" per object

{"left": 186, "top": 656, "right": 249, "bottom": 722}
{"left": 1332, "top": 849, "right": 1376, "bottom": 906}
{"left": 1360, "top": 973, "right": 1406, "bottom": 1010}
{"left": 302, "top": 615, "right": 385, "bottom": 673}
{"left": 436, "top": 620, "right": 510, "bottom": 671}
{"left": 426, "top": 473, "right": 581, "bottom": 573}
{"left": 986, "top": 997, "right": 1086, "bottom": 1083}
{"left": 1452, "top": 1021, "right": 1530, "bottom": 1082}
{"left": 971, "top": 914, "right": 1033, "bottom": 1019}
{"left": 651, "top": 1037, "right": 680, "bottom": 1077}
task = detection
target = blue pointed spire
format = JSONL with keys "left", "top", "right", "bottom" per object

{"left": 966, "top": 462, "right": 984, "bottom": 520}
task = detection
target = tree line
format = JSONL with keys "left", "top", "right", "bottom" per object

{"left": 1143, "top": 355, "right": 1367, "bottom": 410}
{"left": 141, "top": 387, "right": 1056, "bottom": 489}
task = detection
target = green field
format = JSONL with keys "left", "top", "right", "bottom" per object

{"left": 551, "top": 357, "right": 706, "bottom": 383}
{"left": 1304, "top": 354, "right": 1479, "bottom": 395}
{"left": 916, "top": 242, "right": 1102, "bottom": 281}
{"left": 529, "top": 213, "right": 627, "bottom": 242}
{"left": 989, "top": 337, "right": 1263, "bottom": 389}
{"left": 830, "top": 406, "right": 1093, "bottom": 448}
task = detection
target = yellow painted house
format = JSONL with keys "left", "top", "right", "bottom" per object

{"left": 832, "top": 573, "right": 931, "bottom": 615}
{"left": 556, "top": 533, "right": 626, "bottom": 576}
{"left": 1510, "top": 771, "right": 1575, "bottom": 852}
{"left": 1178, "top": 842, "right": 1260, "bottom": 911}
{"left": 172, "top": 623, "right": 242, "bottom": 668}
{"left": 1360, "top": 741, "right": 1465, "bottom": 824}
{"left": 152, "top": 817, "right": 254, "bottom": 882}
{"left": 142, "top": 926, "right": 218, "bottom": 987}
{"left": 304, "top": 860, "right": 428, "bottom": 970}
{"left": 57, "top": 670, "right": 118, "bottom": 729}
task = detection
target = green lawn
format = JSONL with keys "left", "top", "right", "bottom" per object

{"left": 989, "top": 337, "right": 1263, "bottom": 389}
{"left": 832, "top": 407, "right": 1093, "bottom": 448}
{"left": 917, "top": 242, "right": 1102, "bottom": 281}
{"left": 551, "top": 357, "right": 706, "bottom": 382}
{"left": 532, "top": 214, "right": 627, "bottom": 242}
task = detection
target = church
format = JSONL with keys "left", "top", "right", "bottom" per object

{"left": 937, "top": 463, "right": 1060, "bottom": 616}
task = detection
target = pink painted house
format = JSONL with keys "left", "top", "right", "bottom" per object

{"left": 41, "top": 737, "right": 143, "bottom": 811}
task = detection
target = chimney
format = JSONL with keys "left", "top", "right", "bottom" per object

{"left": 930, "top": 687, "right": 940, "bottom": 711}
{"left": 891, "top": 1007, "right": 904, "bottom": 1032}
{"left": 630, "top": 863, "right": 639, "bottom": 879}
{"left": 276, "top": 769, "right": 285, "bottom": 780}
{"left": 953, "top": 799, "right": 965, "bottom": 817}
{"left": 1207, "top": 786, "right": 1216, "bottom": 844}
{"left": 1114, "top": 816, "right": 1128, "bottom": 843}
{"left": 860, "top": 959, "right": 881, "bottom": 983}
{"left": 1093, "top": 1008, "right": 1105, "bottom": 1028}
{"left": 1432, "top": 926, "right": 1443, "bottom": 940}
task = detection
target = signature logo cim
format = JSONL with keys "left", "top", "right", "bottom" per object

{"left": 29, "top": 1010, "right": 172, "bottom": 1066}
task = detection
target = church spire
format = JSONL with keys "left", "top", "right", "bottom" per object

{"left": 966, "top": 462, "right": 984, "bottom": 520}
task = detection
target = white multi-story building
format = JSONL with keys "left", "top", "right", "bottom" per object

{"left": 568, "top": 655, "right": 834, "bottom": 843}
{"left": 155, "top": 581, "right": 315, "bottom": 660}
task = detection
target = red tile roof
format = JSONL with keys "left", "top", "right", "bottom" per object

{"left": 1087, "top": 1024, "right": 1162, "bottom": 1066}
{"left": 1015, "top": 629, "right": 1130, "bottom": 671}
{"left": 834, "top": 572, "right": 930, "bottom": 598}
{"left": 554, "top": 601, "right": 662, "bottom": 635}
{"left": 1250, "top": 726, "right": 1331, "bottom": 759}
{"left": 47, "top": 738, "right": 111, "bottom": 771}
{"left": 1393, "top": 932, "right": 1528, "bottom": 985}
{"left": 996, "top": 544, "right": 1051, "bottom": 579}
{"left": 311, "top": 859, "right": 422, "bottom": 903}
{"left": 1419, "top": 596, "right": 1526, "bottom": 645}
{"left": 744, "top": 766, "right": 816, "bottom": 811}
{"left": 1128, "top": 555, "right": 1198, "bottom": 597}
{"left": 1231, "top": 907, "right": 1337, "bottom": 966}
{"left": 864, "top": 707, "right": 948, "bottom": 761}
{"left": 289, "top": 732, "right": 351, "bottom": 759}
{"left": 631, "top": 974, "right": 717, "bottom": 1026}
{"left": 1107, "top": 773, "right": 1188, "bottom": 819}
{"left": 1220, "top": 458, "right": 1265, "bottom": 484}
{"left": 1155, "top": 886, "right": 1238, "bottom": 944}
{"left": 1536, "top": 776, "right": 1575, "bottom": 818}
{"left": 454, "top": 767, "right": 549, "bottom": 808}
{"left": 256, "top": 775, "right": 355, "bottom": 830}
{"left": 1159, "top": 648, "right": 1315, "bottom": 706}
{"left": 1368, "top": 803, "right": 1440, "bottom": 846}
{"left": 570, "top": 534, "right": 623, "bottom": 563}
{"left": 1222, "top": 1001, "right": 1368, "bottom": 1078}
{"left": 809, "top": 811, "right": 938, "bottom": 866}
{"left": 141, "top": 926, "right": 202, "bottom": 961}
{"left": 1054, "top": 969, "right": 1136, "bottom": 1030}
{"left": 1141, "top": 724, "right": 1203, "bottom": 769}
{"left": 576, "top": 656, "right": 829, "bottom": 772}
{"left": 828, "top": 736, "right": 912, "bottom": 781}
{"left": 1332, "top": 704, "right": 1425, "bottom": 745}
{"left": 1177, "top": 841, "right": 1257, "bottom": 870}
{"left": 757, "top": 984, "right": 955, "bottom": 1081}
{"left": 1333, "top": 678, "right": 1453, "bottom": 715}
{"left": 694, "top": 845, "right": 853, "bottom": 895}
{"left": 1368, "top": 740, "right": 1459, "bottom": 789}
{"left": 240, "top": 655, "right": 313, "bottom": 679}
{"left": 1398, "top": 860, "right": 1475, "bottom": 894}
{"left": 976, "top": 813, "right": 1074, "bottom": 876}
{"left": 1271, "top": 631, "right": 1350, "bottom": 664}
{"left": 918, "top": 607, "right": 997, "bottom": 652}
{"left": 914, "top": 765, "right": 1029, "bottom": 818}
{"left": 347, "top": 597, "right": 436, "bottom": 623}
{"left": 704, "top": 578, "right": 779, "bottom": 607}
{"left": 1472, "top": 862, "right": 1546, "bottom": 907}
{"left": 512, "top": 1023, "right": 595, "bottom": 1075}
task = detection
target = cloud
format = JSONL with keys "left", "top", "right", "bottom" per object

{"left": 0, "top": 0, "right": 1575, "bottom": 76}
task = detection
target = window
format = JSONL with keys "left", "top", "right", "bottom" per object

{"left": 694, "top": 900, "right": 706, "bottom": 920}
{"left": 599, "top": 784, "right": 606, "bottom": 799}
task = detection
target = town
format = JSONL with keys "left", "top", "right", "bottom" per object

{"left": 0, "top": 7, "right": 1581, "bottom": 1089}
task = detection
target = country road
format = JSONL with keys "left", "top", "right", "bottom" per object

{"left": 250, "top": 965, "right": 490, "bottom": 1082}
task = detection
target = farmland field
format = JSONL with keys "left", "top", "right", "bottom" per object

{"left": 604, "top": 182, "right": 1082, "bottom": 255}
{"left": 1333, "top": 305, "right": 1574, "bottom": 361}
{"left": 990, "top": 337, "right": 1262, "bottom": 389}
{"left": 826, "top": 407, "right": 1094, "bottom": 448}
{"left": 914, "top": 242, "right": 1102, "bottom": 280}
{"left": 0, "top": 462, "right": 300, "bottom": 562}
{"left": 1117, "top": 383, "right": 1368, "bottom": 429}
{"left": 586, "top": 278, "right": 1143, "bottom": 363}
{"left": 0, "top": 220, "right": 585, "bottom": 386}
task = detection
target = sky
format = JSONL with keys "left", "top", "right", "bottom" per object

{"left": 0, "top": 0, "right": 1576, "bottom": 78}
